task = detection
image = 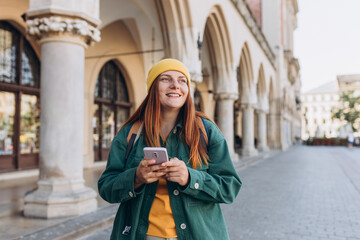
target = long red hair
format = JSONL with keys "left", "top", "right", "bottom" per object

{"left": 121, "top": 78, "right": 210, "bottom": 168}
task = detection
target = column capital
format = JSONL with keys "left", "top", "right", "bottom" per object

{"left": 240, "top": 103, "right": 255, "bottom": 110}
{"left": 26, "top": 16, "right": 101, "bottom": 46}
{"left": 255, "top": 109, "right": 267, "bottom": 114}
{"left": 214, "top": 92, "right": 238, "bottom": 101}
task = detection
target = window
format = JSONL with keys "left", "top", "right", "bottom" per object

{"left": 194, "top": 88, "right": 202, "bottom": 112}
{"left": 93, "top": 61, "right": 131, "bottom": 161}
{"left": 0, "top": 21, "right": 40, "bottom": 172}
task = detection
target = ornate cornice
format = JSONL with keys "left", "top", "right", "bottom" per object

{"left": 231, "top": 0, "right": 276, "bottom": 68}
{"left": 26, "top": 16, "right": 100, "bottom": 45}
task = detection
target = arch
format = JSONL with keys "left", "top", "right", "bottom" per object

{"left": 256, "top": 64, "right": 268, "bottom": 111}
{"left": 267, "top": 77, "right": 277, "bottom": 148}
{"left": 155, "top": 0, "right": 192, "bottom": 58}
{"left": 200, "top": 4, "right": 234, "bottom": 123}
{"left": 86, "top": 19, "right": 141, "bottom": 109}
{"left": 238, "top": 42, "right": 255, "bottom": 104}
{"left": 204, "top": 5, "right": 233, "bottom": 84}
{"left": 84, "top": 19, "right": 145, "bottom": 166}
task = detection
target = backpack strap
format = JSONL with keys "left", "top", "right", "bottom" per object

{"left": 122, "top": 121, "right": 143, "bottom": 236}
{"left": 125, "top": 121, "right": 143, "bottom": 161}
{"left": 126, "top": 121, "right": 142, "bottom": 144}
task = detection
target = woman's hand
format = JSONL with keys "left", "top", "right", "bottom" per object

{"left": 163, "top": 158, "right": 189, "bottom": 186}
{"left": 135, "top": 159, "right": 167, "bottom": 189}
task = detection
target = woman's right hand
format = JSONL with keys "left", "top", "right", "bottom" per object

{"left": 134, "top": 159, "right": 167, "bottom": 189}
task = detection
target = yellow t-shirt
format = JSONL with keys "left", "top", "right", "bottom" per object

{"left": 146, "top": 178, "right": 177, "bottom": 238}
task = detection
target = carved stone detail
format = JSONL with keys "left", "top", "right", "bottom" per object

{"left": 214, "top": 92, "right": 238, "bottom": 101}
{"left": 231, "top": 0, "right": 276, "bottom": 67}
{"left": 26, "top": 16, "right": 100, "bottom": 45}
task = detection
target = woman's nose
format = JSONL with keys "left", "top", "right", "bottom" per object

{"left": 170, "top": 80, "right": 180, "bottom": 89}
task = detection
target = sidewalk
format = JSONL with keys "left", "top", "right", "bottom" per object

{"left": 0, "top": 149, "right": 280, "bottom": 240}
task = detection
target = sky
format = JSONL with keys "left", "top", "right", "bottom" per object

{"left": 294, "top": 0, "right": 360, "bottom": 93}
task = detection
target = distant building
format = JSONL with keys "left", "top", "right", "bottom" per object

{"left": 337, "top": 74, "right": 360, "bottom": 94}
{"left": 301, "top": 74, "right": 360, "bottom": 140}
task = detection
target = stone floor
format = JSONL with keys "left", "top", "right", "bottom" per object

{"left": 0, "top": 165, "right": 109, "bottom": 240}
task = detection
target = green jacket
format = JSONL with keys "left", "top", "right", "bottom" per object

{"left": 98, "top": 119, "right": 242, "bottom": 240}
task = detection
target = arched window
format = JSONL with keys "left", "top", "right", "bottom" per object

{"left": 0, "top": 21, "right": 40, "bottom": 172}
{"left": 194, "top": 88, "right": 202, "bottom": 112}
{"left": 93, "top": 61, "right": 131, "bottom": 161}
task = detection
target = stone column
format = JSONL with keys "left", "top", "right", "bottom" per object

{"left": 214, "top": 93, "right": 238, "bottom": 161}
{"left": 241, "top": 104, "right": 258, "bottom": 156}
{"left": 23, "top": 5, "right": 100, "bottom": 218}
{"left": 256, "top": 110, "right": 269, "bottom": 152}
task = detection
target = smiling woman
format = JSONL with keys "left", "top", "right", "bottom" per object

{"left": 158, "top": 71, "right": 189, "bottom": 112}
{"left": 98, "top": 58, "right": 242, "bottom": 240}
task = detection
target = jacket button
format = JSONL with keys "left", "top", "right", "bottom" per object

{"left": 173, "top": 129, "right": 177, "bottom": 134}
{"left": 129, "top": 191, "right": 134, "bottom": 197}
{"left": 173, "top": 189, "right": 179, "bottom": 196}
{"left": 180, "top": 223, "right": 186, "bottom": 230}
{"left": 194, "top": 183, "right": 199, "bottom": 189}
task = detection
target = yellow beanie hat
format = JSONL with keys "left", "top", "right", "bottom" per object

{"left": 147, "top": 58, "right": 191, "bottom": 92}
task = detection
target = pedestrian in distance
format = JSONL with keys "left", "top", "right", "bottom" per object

{"left": 98, "top": 58, "right": 242, "bottom": 240}
{"left": 347, "top": 132, "right": 354, "bottom": 149}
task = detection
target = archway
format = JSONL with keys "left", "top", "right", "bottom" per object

{"left": 201, "top": 5, "right": 236, "bottom": 154}
{"left": 255, "top": 65, "right": 269, "bottom": 151}
{"left": 236, "top": 42, "right": 257, "bottom": 156}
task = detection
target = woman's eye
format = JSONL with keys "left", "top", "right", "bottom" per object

{"left": 161, "top": 78, "right": 169, "bottom": 81}
{"left": 179, "top": 79, "right": 187, "bottom": 84}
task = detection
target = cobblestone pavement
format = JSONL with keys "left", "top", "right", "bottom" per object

{"left": 222, "top": 145, "right": 360, "bottom": 240}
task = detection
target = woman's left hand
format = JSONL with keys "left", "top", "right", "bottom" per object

{"left": 162, "top": 157, "right": 189, "bottom": 186}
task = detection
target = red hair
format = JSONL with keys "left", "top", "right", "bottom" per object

{"left": 121, "top": 78, "right": 210, "bottom": 168}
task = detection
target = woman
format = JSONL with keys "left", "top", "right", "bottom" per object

{"left": 98, "top": 58, "right": 241, "bottom": 240}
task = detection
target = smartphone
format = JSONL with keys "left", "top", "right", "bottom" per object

{"left": 143, "top": 147, "right": 169, "bottom": 165}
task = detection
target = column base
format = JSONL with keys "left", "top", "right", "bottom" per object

{"left": 241, "top": 147, "right": 258, "bottom": 157}
{"left": 257, "top": 144, "right": 269, "bottom": 152}
{"left": 230, "top": 152, "right": 240, "bottom": 162}
{"left": 24, "top": 179, "right": 97, "bottom": 219}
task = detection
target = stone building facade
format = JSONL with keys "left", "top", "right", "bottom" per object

{"left": 0, "top": 0, "right": 300, "bottom": 218}
{"left": 301, "top": 81, "right": 341, "bottom": 139}
{"left": 301, "top": 74, "right": 360, "bottom": 140}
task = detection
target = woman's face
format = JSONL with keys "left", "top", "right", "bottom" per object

{"left": 158, "top": 70, "right": 189, "bottom": 112}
